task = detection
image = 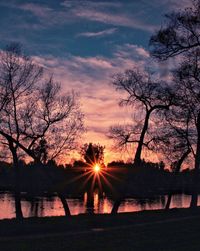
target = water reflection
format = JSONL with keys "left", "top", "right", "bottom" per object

{"left": 0, "top": 191, "right": 200, "bottom": 219}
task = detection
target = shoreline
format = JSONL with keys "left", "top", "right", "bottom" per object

{"left": 1, "top": 207, "right": 200, "bottom": 250}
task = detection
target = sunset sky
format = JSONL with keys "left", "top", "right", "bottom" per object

{"left": 0, "top": 0, "right": 191, "bottom": 163}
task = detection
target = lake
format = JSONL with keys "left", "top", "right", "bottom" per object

{"left": 0, "top": 191, "right": 200, "bottom": 219}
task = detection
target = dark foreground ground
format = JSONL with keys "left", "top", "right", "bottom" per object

{"left": 1, "top": 208, "right": 200, "bottom": 251}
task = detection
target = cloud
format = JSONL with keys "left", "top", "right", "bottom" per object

{"left": 0, "top": 0, "right": 191, "bottom": 34}
{"left": 61, "top": 1, "right": 122, "bottom": 9}
{"left": 0, "top": 0, "right": 158, "bottom": 41}
{"left": 33, "top": 43, "right": 150, "bottom": 86}
{"left": 72, "top": 8, "right": 157, "bottom": 32}
{"left": 19, "top": 3, "right": 52, "bottom": 18}
{"left": 115, "top": 44, "right": 150, "bottom": 59}
{"left": 146, "top": 0, "right": 192, "bottom": 11}
{"left": 134, "top": 47, "right": 150, "bottom": 58}
{"left": 61, "top": 0, "right": 158, "bottom": 32}
{"left": 32, "top": 43, "right": 151, "bottom": 162}
{"left": 4, "top": 2, "right": 74, "bottom": 28}
{"left": 77, "top": 28, "right": 117, "bottom": 37}
{"left": 73, "top": 56, "right": 114, "bottom": 69}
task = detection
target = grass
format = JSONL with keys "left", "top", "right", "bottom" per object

{"left": 1, "top": 208, "right": 200, "bottom": 250}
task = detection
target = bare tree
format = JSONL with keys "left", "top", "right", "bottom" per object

{"left": 150, "top": 0, "right": 200, "bottom": 208}
{"left": 0, "top": 43, "right": 84, "bottom": 218}
{"left": 19, "top": 78, "right": 84, "bottom": 164}
{"left": 153, "top": 107, "right": 194, "bottom": 208}
{"left": 81, "top": 143, "right": 105, "bottom": 166}
{"left": 174, "top": 49, "right": 200, "bottom": 207}
{"left": 153, "top": 49, "right": 200, "bottom": 208}
{"left": 0, "top": 43, "right": 42, "bottom": 219}
{"left": 109, "top": 69, "right": 174, "bottom": 167}
{"left": 18, "top": 78, "right": 84, "bottom": 216}
{"left": 150, "top": 0, "right": 200, "bottom": 60}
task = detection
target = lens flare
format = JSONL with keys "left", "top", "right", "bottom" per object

{"left": 94, "top": 164, "right": 100, "bottom": 173}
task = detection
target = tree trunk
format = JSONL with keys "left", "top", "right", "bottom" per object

{"left": 111, "top": 177, "right": 129, "bottom": 214}
{"left": 190, "top": 193, "right": 198, "bottom": 208}
{"left": 190, "top": 169, "right": 199, "bottom": 208}
{"left": 39, "top": 162, "right": 71, "bottom": 216}
{"left": 134, "top": 111, "right": 150, "bottom": 167}
{"left": 57, "top": 193, "right": 71, "bottom": 216}
{"left": 165, "top": 193, "right": 172, "bottom": 210}
{"left": 14, "top": 189, "right": 23, "bottom": 220}
{"left": 190, "top": 112, "right": 200, "bottom": 208}
{"left": 194, "top": 112, "right": 200, "bottom": 170}
{"left": 0, "top": 132, "right": 71, "bottom": 217}
{"left": 86, "top": 190, "right": 95, "bottom": 214}
{"left": 10, "top": 145, "right": 23, "bottom": 220}
{"left": 165, "top": 148, "right": 191, "bottom": 210}
{"left": 111, "top": 199, "right": 122, "bottom": 214}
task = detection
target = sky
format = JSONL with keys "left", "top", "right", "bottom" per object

{"left": 0, "top": 0, "right": 191, "bottom": 164}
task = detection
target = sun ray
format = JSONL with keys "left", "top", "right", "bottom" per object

{"left": 79, "top": 171, "right": 94, "bottom": 190}
{"left": 96, "top": 173, "right": 103, "bottom": 192}
{"left": 101, "top": 169, "right": 122, "bottom": 182}
{"left": 99, "top": 172, "right": 115, "bottom": 193}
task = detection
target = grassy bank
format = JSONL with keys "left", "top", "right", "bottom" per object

{"left": 1, "top": 208, "right": 200, "bottom": 250}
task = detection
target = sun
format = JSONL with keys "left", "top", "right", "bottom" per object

{"left": 93, "top": 164, "right": 101, "bottom": 173}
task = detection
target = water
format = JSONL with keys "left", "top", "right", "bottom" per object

{"left": 0, "top": 191, "right": 199, "bottom": 219}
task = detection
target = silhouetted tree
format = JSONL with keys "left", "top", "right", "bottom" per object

{"left": 19, "top": 78, "right": 84, "bottom": 163}
{"left": 109, "top": 69, "right": 174, "bottom": 167}
{"left": 150, "top": 1, "right": 200, "bottom": 207}
{"left": 153, "top": 106, "right": 194, "bottom": 168}
{"left": 107, "top": 160, "right": 126, "bottom": 168}
{"left": 32, "top": 138, "right": 48, "bottom": 165}
{"left": 174, "top": 50, "right": 200, "bottom": 207}
{"left": 0, "top": 43, "right": 42, "bottom": 219}
{"left": 81, "top": 143, "right": 105, "bottom": 166}
{"left": 153, "top": 109, "right": 193, "bottom": 208}
{"left": 73, "top": 160, "right": 87, "bottom": 168}
{"left": 0, "top": 43, "right": 84, "bottom": 217}
{"left": 150, "top": 0, "right": 200, "bottom": 60}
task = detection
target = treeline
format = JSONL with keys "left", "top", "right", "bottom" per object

{"left": 0, "top": 160, "right": 198, "bottom": 197}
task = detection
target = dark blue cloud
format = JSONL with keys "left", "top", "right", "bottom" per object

{"left": 0, "top": 0, "right": 180, "bottom": 58}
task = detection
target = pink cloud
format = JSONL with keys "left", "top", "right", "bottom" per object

{"left": 32, "top": 43, "right": 152, "bottom": 163}
{"left": 73, "top": 8, "right": 158, "bottom": 32}
{"left": 77, "top": 28, "right": 118, "bottom": 37}
{"left": 19, "top": 3, "right": 52, "bottom": 18}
